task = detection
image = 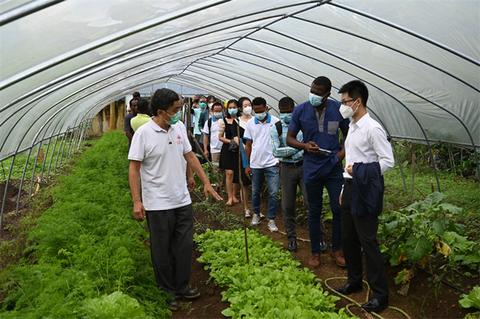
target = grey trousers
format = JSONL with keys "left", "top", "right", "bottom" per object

{"left": 146, "top": 204, "right": 193, "bottom": 295}
{"left": 280, "top": 162, "right": 308, "bottom": 241}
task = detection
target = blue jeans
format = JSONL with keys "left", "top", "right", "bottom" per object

{"left": 305, "top": 164, "right": 343, "bottom": 253}
{"left": 252, "top": 166, "right": 280, "bottom": 219}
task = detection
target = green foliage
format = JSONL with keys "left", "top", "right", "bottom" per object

{"left": 0, "top": 132, "right": 170, "bottom": 318}
{"left": 459, "top": 286, "right": 480, "bottom": 310}
{"left": 195, "top": 229, "right": 352, "bottom": 319}
{"left": 379, "top": 192, "right": 480, "bottom": 288}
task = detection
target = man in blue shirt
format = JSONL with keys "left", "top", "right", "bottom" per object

{"left": 287, "top": 76, "right": 349, "bottom": 268}
{"left": 271, "top": 97, "right": 307, "bottom": 252}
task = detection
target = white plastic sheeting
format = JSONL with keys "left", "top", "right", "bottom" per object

{"left": 0, "top": 0, "right": 479, "bottom": 159}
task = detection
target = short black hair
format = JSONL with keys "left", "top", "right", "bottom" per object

{"left": 129, "top": 98, "right": 138, "bottom": 107}
{"left": 150, "top": 88, "right": 180, "bottom": 116}
{"left": 211, "top": 101, "right": 223, "bottom": 110}
{"left": 312, "top": 76, "right": 332, "bottom": 92}
{"left": 137, "top": 98, "right": 150, "bottom": 114}
{"left": 207, "top": 95, "right": 216, "bottom": 102}
{"left": 338, "top": 80, "right": 369, "bottom": 105}
{"left": 252, "top": 97, "right": 266, "bottom": 108}
{"left": 278, "top": 97, "right": 294, "bottom": 111}
{"left": 132, "top": 91, "right": 141, "bottom": 98}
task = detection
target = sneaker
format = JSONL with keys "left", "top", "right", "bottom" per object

{"left": 251, "top": 214, "right": 260, "bottom": 226}
{"left": 267, "top": 219, "right": 278, "bottom": 232}
{"left": 287, "top": 239, "right": 298, "bottom": 252}
{"left": 259, "top": 212, "right": 265, "bottom": 219}
{"left": 168, "top": 299, "right": 179, "bottom": 311}
{"left": 319, "top": 241, "right": 328, "bottom": 253}
{"left": 176, "top": 287, "right": 200, "bottom": 300}
{"left": 244, "top": 209, "right": 251, "bottom": 218}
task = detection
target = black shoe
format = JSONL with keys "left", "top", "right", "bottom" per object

{"left": 168, "top": 299, "right": 179, "bottom": 311}
{"left": 319, "top": 241, "right": 328, "bottom": 253}
{"left": 287, "top": 239, "right": 298, "bottom": 252}
{"left": 361, "top": 298, "right": 388, "bottom": 313}
{"left": 336, "top": 282, "right": 363, "bottom": 295}
{"left": 176, "top": 287, "right": 200, "bottom": 300}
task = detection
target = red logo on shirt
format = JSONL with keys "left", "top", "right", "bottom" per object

{"left": 176, "top": 135, "right": 182, "bottom": 144}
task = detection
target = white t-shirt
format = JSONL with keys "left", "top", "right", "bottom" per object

{"left": 202, "top": 117, "right": 223, "bottom": 154}
{"left": 243, "top": 114, "right": 280, "bottom": 169}
{"left": 128, "top": 119, "right": 192, "bottom": 210}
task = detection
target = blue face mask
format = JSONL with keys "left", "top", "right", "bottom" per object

{"left": 199, "top": 102, "right": 207, "bottom": 110}
{"left": 280, "top": 113, "right": 292, "bottom": 124}
{"left": 255, "top": 112, "right": 267, "bottom": 121}
{"left": 228, "top": 108, "right": 238, "bottom": 116}
{"left": 213, "top": 112, "right": 223, "bottom": 119}
{"left": 169, "top": 111, "right": 181, "bottom": 125}
{"left": 309, "top": 93, "right": 325, "bottom": 107}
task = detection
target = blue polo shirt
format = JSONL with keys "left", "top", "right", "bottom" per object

{"left": 288, "top": 99, "right": 349, "bottom": 183}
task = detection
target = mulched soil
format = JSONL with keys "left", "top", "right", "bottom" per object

{"left": 177, "top": 198, "right": 472, "bottom": 319}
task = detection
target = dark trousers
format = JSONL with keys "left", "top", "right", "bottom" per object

{"left": 280, "top": 162, "right": 308, "bottom": 241}
{"left": 146, "top": 204, "right": 193, "bottom": 295}
{"left": 305, "top": 164, "right": 343, "bottom": 253}
{"left": 341, "top": 181, "right": 389, "bottom": 301}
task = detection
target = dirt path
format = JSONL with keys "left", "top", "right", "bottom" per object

{"left": 176, "top": 200, "right": 468, "bottom": 319}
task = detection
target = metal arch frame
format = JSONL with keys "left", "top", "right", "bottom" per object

{"left": 221, "top": 36, "right": 443, "bottom": 189}
{"left": 204, "top": 52, "right": 392, "bottom": 136}
{"left": 327, "top": 2, "right": 479, "bottom": 67}
{"left": 258, "top": 28, "right": 477, "bottom": 150}
{"left": 0, "top": 0, "right": 231, "bottom": 90}
{"left": 0, "top": 35, "right": 243, "bottom": 129}
{"left": 290, "top": 15, "right": 479, "bottom": 92}
{"left": 0, "top": 0, "right": 65, "bottom": 26}
{"left": 0, "top": 47, "right": 225, "bottom": 154}
{"left": 190, "top": 62, "right": 290, "bottom": 102}
{"left": 1, "top": 1, "right": 322, "bottom": 109}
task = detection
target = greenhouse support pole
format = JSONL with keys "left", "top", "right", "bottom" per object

{"left": 42, "top": 123, "right": 65, "bottom": 180}
{"left": 0, "top": 154, "right": 18, "bottom": 230}
{"left": 28, "top": 119, "right": 58, "bottom": 196}
{"left": 58, "top": 128, "right": 71, "bottom": 170}
{"left": 53, "top": 133, "right": 66, "bottom": 173}
{"left": 1, "top": 161, "right": 5, "bottom": 180}
{"left": 15, "top": 145, "right": 37, "bottom": 214}
{"left": 392, "top": 141, "right": 408, "bottom": 192}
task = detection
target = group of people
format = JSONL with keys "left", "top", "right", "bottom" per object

{"left": 126, "top": 77, "right": 394, "bottom": 314}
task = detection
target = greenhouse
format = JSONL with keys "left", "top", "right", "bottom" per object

{"left": 0, "top": 1, "right": 479, "bottom": 318}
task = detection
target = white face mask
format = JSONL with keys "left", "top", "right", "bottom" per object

{"left": 243, "top": 106, "right": 252, "bottom": 115}
{"left": 208, "top": 103, "right": 213, "bottom": 108}
{"left": 339, "top": 101, "right": 358, "bottom": 119}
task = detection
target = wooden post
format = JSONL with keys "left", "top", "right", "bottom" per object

{"left": 109, "top": 102, "right": 116, "bottom": 130}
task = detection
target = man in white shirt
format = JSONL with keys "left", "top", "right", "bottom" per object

{"left": 202, "top": 102, "right": 224, "bottom": 165}
{"left": 128, "top": 88, "right": 222, "bottom": 311}
{"left": 244, "top": 97, "right": 280, "bottom": 232}
{"left": 336, "top": 80, "right": 394, "bottom": 314}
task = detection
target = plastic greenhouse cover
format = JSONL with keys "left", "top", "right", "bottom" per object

{"left": 0, "top": 0, "right": 479, "bottom": 160}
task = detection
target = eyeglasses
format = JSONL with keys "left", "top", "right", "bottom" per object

{"left": 341, "top": 99, "right": 355, "bottom": 104}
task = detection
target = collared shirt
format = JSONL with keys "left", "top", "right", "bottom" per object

{"left": 270, "top": 119, "right": 304, "bottom": 163}
{"left": 128, "top": 119, "right": 192, "bottom": 211}
{"left": 202, "top": 116, "right": 223, "bottom": 154}
{"left": 130, "top": 113, "right": 151, "bottom": 132}
{"left": 344, "top": 113, "right": 394, "bottom": 179}
{"left": 289, "top": 99, "right": 349, "bottom": 182}
{"left": 243, "top": 114, "right": 280, "bottom": 169}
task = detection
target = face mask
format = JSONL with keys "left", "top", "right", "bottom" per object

{"left": 168, "top": 111, "right": 181, "bottom": 125}
{"left": 280, "top": 113, "right": 292, "bottom": 124}
{"left": 208, "top": 103, "right": 213, "bottom": 108}
{"left": 199, "top": 102, "right": 207, "bottom": 110}
{"left": 228, "top": 108, "right": 238, "bottom": 116}
{"left": 309, "top": 92, "right": 325, "bottom": 107}
{"left": 339, "top": 101, "right": 358, "bottom": 119}
{"left": 213, "top": 112, "right": 223, "bottom": 119}
{"left": 243, "top": 106, "right": 252, "bottom": 115}
{"left": 255, "top": 112, "right": 267, "bottom": 121}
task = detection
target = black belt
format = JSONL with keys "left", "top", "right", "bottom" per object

{"left": 281, "top": 160, "right": 303, "bottom": 167}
